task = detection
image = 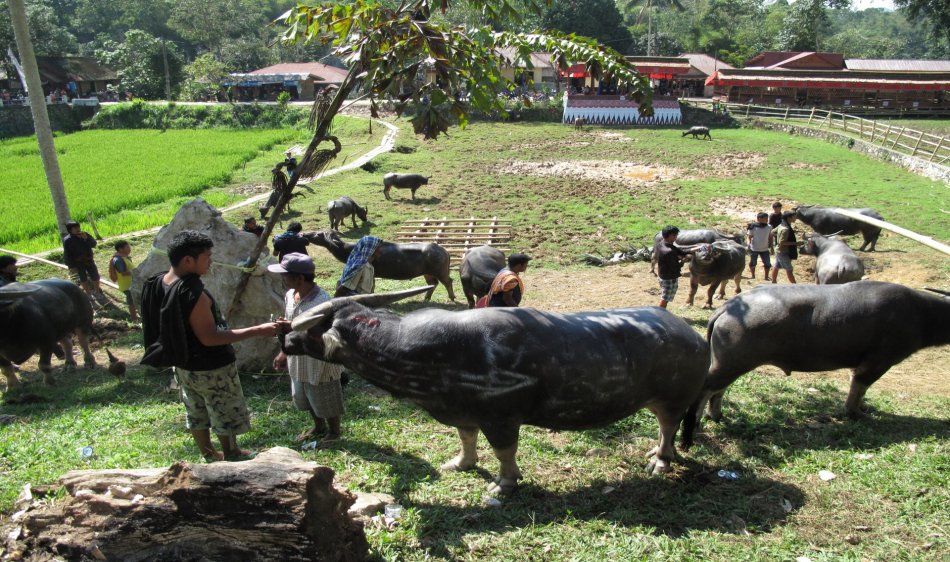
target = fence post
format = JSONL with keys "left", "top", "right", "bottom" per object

{"left": 746, "top": 103, "right": 751, "bottom": 117}
{"left": 807, "top": 107, "right": 816, "bottom": 124}
{"left": 881, "top": 123, "right": 890, "bottom": 146}
{"left": 784, "top": 107, "right": 790, "bottom": 121}
{"left": 911, "top": 130, "right": 924, "bottom": 156}
{"left": 930, "top": 136, "right": 944, "bottom": 162}
{"left": 869, "top": 121, "right": 877, "bottom": 143}
{"left": 859, "top": 119, "right": 864, "bottom": 138}
{"left": 892, "top": 127, "right": 904, "bottom": 149}
{"left": 841, "top": 113, "right": 847, "bottom": 132}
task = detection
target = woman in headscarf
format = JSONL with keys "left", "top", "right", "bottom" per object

{"left": 335, "top": 236, "right": 382, "bottom": 297}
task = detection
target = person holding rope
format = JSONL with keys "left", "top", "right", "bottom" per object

{"left": 335, "top": 236, "right": 382, "bottom": 297}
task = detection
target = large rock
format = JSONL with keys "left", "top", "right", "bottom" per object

{"left": 131, "top": 198, "right": 284, "bottom": 371}
{"left": 3, "top": 447, "right": 369, "bottom": 561}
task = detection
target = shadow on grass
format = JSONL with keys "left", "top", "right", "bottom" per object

{"left": 407, "top": 462, "right": 803, "bottom": 558}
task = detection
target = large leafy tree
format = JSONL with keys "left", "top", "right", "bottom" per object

{"left": 894, "top": 0, "right": 950, "bottom": 53}
{"left": 541, "top": 0, "right": 636, "bottom": 54}
{"left": 226, "top": 0, "right": 653, "bottom": 311}
{"left": 0, "top": 0, "right": 78, "bottom": 57}
{"left": 777, "top": 0, "right": 851, "bottom": 52}
{"left": 95, "top": 29, "right": 184, "bottom": 99}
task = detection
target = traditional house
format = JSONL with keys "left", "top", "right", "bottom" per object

{"left": 706, "top": 51, "right": 950, "bottom": 111}
{"left": 495, "top": 48, "right": 558, "bottom": 91}
{"left": 227, "top": 62, "right": 348, "bottom": 102}
{"left": 33, "top": 56, "right": 117, "bottom": 98}
{"left": 678, "top": 53, "right": 734, "bottom": 97}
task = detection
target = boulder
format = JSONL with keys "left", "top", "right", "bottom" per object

{"left": 131, "top": 198, "right": 284, "bottom": 371}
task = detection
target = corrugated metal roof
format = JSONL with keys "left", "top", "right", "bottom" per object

{"left": 846, "top": 59, "right": 950, "bottom": 72}
{"left": 494, "top": 47, "right": 555, "bottom": 69}
{"left": 248, "top": 62, "right": 348, "bottom": 82}
{"left": 679, "top": 53, "right": 733, "bottom": 77}
{"left": 707, "top": 68, "right": 950, "bottom": 91}
{"left": 34, "top": 56, "right": 117, "bottom": 83}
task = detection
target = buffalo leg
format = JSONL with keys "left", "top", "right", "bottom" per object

{"left": 645, "top": 405, "right": 684, "bottom": 475}
{"left": 705, "top": 281, "right": 720, "bottom": 308}
{"left": 733, "top": 273, "right": 742, "bottom": 295}
{"left": 686, "top": 280, "right": 699, "bottom": 306}
{"left": 76, "top": 330, "right": 96, "bottom": 369}
{"left": 1, "top": 360, "right": 20, "bottom": 389}
{"left": 480, "top": 424, "right": 522, "bottom": 495}
{"left": 410, "top": 188, "right": 417, "bottom": 200}
{"left": 421, "top": 275, "right": 437, "bottom": 301}
{"left": 350, "top": 215, "right": 357, "bottom": 229}
{"left": 440, "top": 427, "right": 479, "bottom": 472}
{"left": 383, "top": 185, "right": 391, "bottom": 200}
{"left": 845, "top": 363, "right": 890, "bottom": 419}
{"left": 439, "top": 275, "right": 457, "bottom": 302}
{"left": 39, "top": 347, "right": 57, "bottom": 385}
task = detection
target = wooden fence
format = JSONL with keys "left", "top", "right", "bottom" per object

{"left": 394, "top": 217, "right": 512, "bottom": 267}
{"left": 691, "top": 100, "right": 950, "bottom": 165}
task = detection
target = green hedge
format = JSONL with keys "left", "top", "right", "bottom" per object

{"left": 84, "top": 100, "right": 311, "bottom": 130}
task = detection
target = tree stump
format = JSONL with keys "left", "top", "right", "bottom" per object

{"left": 3, "top": 447, "right": 368, "bottom": 561}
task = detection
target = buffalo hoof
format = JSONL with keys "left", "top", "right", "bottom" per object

{"left": 440, "top": 456, "right": 477, "bottom": 472}
{"left": 645, "top": 455, "right": 672, "bottom": 476}
{"left": 63, "top": 363, "right": 77, "bottom": 374}
{"left": 84, "top": 357, "right": 97, "bottom": 369}
{"left": 487, "top": 477, "right": 518, "bottom": 496}
{"left": 702, "top": 303, "right": 714, "bottom": 310}
{"left": 42, "top": 373, "right": 56, "bottom": 386}
{"left": 846, "top": 404, "right": 869, "bottom": 421}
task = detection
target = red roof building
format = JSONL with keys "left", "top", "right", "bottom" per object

{"left": 227, "top": 62, "right": 348, "bottom": 101}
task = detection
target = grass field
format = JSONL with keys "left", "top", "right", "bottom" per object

{"left": 3, "top": 118, "right": 949, "bottom": 561}
{"left": 0, "top": 115, "right": 382, "bottom": 254}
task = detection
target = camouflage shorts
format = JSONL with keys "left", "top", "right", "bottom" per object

{"left": 659, "top": 278, "right": 679, "bottom": 301}
{"left": 175, "top": 363, "right": 250, "bottom": 436}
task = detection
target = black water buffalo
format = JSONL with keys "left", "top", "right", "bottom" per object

{"left": 794, "top": 205, "right": 884, "bottom": 252}
{"left": 686, "top": 241, "right": 746, "bottom": 308}
{"left": 304, "top": 230, "right": 456, "bottom": 301}
{"left": 327, "top": 196, "right": 368, "bottom": 231}
{"left": 800, "top": 234, "right": 865, "bottom": 284}
{"left": 383, "top": 173, "right": 430, "bottom": 200}
{"left": 682, "top": 126, "right": 711, "bottom": 140}
{"left": 459, "top": 245, "right": 506, "bottom": 308}
{"left": 681, "top": 281, "right": 950, "bottom": 448}
{"left": 0, "top": 279, "right": 97, "bottom": 387}
{"left": 285, "top": 288, "right": 709, "bottom": 494}
{"left": 650, "top": 229, "right": 743, "bottom": 275}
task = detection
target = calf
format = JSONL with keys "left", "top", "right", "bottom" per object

{"left": 794, "top": 205, "right": 884, "bottom": 252}
{"left": 681, "top": 281, "right": 950, "bottom": 450}
{"left": 285, "top": 287, "right": 709, "bottom": 494}
{"left": 459, "top": 245, "right": 506, "bottom": 309}
{"left": 327, "top": 196, "right": 368, "bottom": 230}
{"left": 383, "top": 173, "right": 431, "bottom": 201}
{"left": 0, "top": 279, "right": 97, "bottom": 387}
{"left": 800, "top": 234, "right": 865, "bottom": 284}
{"left": 573, "top": 117, "right": 587, "bottom": 130}
{"left": 686, "top": 241, "right": 746, "bottom": 308}
{"left": 682, "top": 126, "right": 711, "bottom": 140}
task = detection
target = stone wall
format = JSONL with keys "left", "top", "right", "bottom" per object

{"left": 0, "top": 104, "right": 97, "bottom": 139}
{"left": 745, "top": 118, "right": 950, "bottom": 185}
{"left": 131, "top": 199, "right": 284, "bottom": 371}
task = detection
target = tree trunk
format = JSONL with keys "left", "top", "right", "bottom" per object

{"left": 8, "top": 0, "right": 73, "bottom": 239}
{"left": 3, "top": 447, "right": 368, "bottom": 561}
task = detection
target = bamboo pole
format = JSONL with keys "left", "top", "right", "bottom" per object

{"left": 0, "top": 247, "right": 120, "bottom": 290}
{"left": 892, "top": 127, "right": 904, "bottom": 148}
{"left": 832, "top": 209, "right": 950, "bottom": 257}
{"left": 931, "top": 136, "right": 944, "bottom": 162}
{"left": 807, "top": 107, "right": 816, "bottom": 124}
{"left": 911, "top": 130, "right": 924, "bottom": 156}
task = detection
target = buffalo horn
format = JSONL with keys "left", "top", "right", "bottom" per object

{"left": 0, "top": 282, "right": 42, "bottom": 298}
{"left": 291, "top": 285, "right": 436, "bottom": 331}
{"left": 924, "top": 287, "right": 950, "bottom": 298}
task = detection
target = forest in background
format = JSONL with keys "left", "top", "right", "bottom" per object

{"left": 0, "top": 0, "right": 947, "bottom": 100}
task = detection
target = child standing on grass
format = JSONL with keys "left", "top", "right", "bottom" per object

{"left": 109, "top": 240, "right": 138, "bottom": 322}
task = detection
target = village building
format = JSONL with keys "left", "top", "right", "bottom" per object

{"left": 226, "top": 62, "right": 348, "bottom": 102}
{"left": 705, "top": 51, "right": 950, "bottom": 112}
{"left": 1, "top": 56, "right": 117, "bottom": 104}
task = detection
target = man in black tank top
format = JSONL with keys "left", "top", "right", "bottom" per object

{"left": 142, "top": 231, "right": 282, "bottom": 462}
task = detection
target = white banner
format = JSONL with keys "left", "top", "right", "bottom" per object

{"left": 6, "top": 46, "right": 28, "bottom": 94}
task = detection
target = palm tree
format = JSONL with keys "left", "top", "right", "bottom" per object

{"left": 620, "top": 0, "right": 686, "bottom": 56}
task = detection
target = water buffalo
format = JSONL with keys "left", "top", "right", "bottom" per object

{"left": 650, "top": 229, "right": 743, "bottom": 275}
{"left": 303, "top": 230, "right": 456, "bottom": 301}
{"left": 327, "top": 196, "right": 368, "bottom": 231}
{"left": 459, "top": 245, "right": 506, "bottom": 309}
{"left": 0, "top": 279, "right": 97, "bottom": 387}
{"left": 686, "top": 241, "right": 746, "bottom": 308}
{"left": 383, "top": 173, "right": 430, "bottom": 201}
{"left": 285, "top": 287, "right": 709, "bottom": 495}
{"left": 573, "top": 117, "right": 587, "bottom": 130}
{"left": 794, "top": 205, "right": 884, "bottom": 252}
{"left": 682, "top": 126, "right": 711, "bottom": 140}
{"left": 800, "top": 234, "right": 865, "bottom": 284}
{"left": 681, "top": 281, "right": 950, "bottom": 449}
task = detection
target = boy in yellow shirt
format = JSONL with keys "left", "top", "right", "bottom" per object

{"left": 109, "top": 240, "right": 138, "bottom": 322}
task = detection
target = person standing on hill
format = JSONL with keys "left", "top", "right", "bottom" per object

{"left": 768, "top": 202, "right": 784, "bottom": 229}
{"left": 272, "top": 222, "right": 310, "bottom": 261}
{"left": 62, "top": 220, "right": 104, "bottom": 302}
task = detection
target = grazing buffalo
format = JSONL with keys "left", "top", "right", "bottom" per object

{"left": 0, "top": 279, "right": 97, "bottom": 387}
{"left": 686, "top": 241, "right": 746, "bottom": 308}
{"left": 682, "top": 126, "right": 711, "bottom": 140}
{"left": 285, "top": 288, "right": 710, "bottom": 494}
{"left": 459, "top": 245, "right": 506, "bottom": 309}
{"left": 327, "top": 196, "right": 368, "bottom": 231}
{"left": 383, "top": 173, "right": 430, "bottom": 201}
{"left": 681, "top": 281, "right": 950, "bottom": 449}
{"left": 304, "top": 230, "right": 456, "bottom": 301}
{"left": 573, "top": 117, "right": 587, "bottom": 130}
{"left": 651, "top": 229, "right": 743, "bottom": 275}
{"left": 794, "top": 205, "right": 884, "bottom": 252}
{"left": 800, "top": 234, "right": 865, "bottom": 284}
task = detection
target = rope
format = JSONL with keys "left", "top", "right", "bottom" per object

{"left": 147, "top": 246, "right": 263, "bottom": 273}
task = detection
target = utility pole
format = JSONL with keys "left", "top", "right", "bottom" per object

{"left": 8, "top": 0, "right": 72, "bottom": 238}
{"left": 162, "top": 37, "right": 171, "bottom": 101}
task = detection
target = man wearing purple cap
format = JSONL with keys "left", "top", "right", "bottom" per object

{"left": 269, "top": 253, "right": 346, "bottom": 444}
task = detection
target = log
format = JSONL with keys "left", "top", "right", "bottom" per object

{"left": 832, "top": 209, "right": 950, "bottom": 257}
{"left": 3, "top": 447, "right": 368, "bottom": 561}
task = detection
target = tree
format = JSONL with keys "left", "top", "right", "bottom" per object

{"left": 179, "top": 53, "right": 230, "bottom": 101}
{"left": 893, "top": 0, "right": 950, "bottom": 54}
{"left": 225, "top": 0, "right": 653, "bottom": 313}
{"left": 6, "top": 0, "right": 72, "bottom": 238}
{"left": 541, "top": 0, "right": 636, "bottom": 54}
{"left": 0, "top": 0, "right": 78, "bottom": 57}
{"left": 619, "top": 0, "right": 685, "bottom": 56}
{"left": 95, "top": 29, "right": 184, "bottom": 99}
{"left": 777, "top": 0, "right": 851, "bottom": 52}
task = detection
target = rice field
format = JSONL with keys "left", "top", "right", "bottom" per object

{"left": 0, "top": 129, "right": 295, "bottom": 253}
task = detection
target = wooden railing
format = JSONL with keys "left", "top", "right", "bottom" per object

{"left": 691, "top": 100, "right": 950, "bottom": 166}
